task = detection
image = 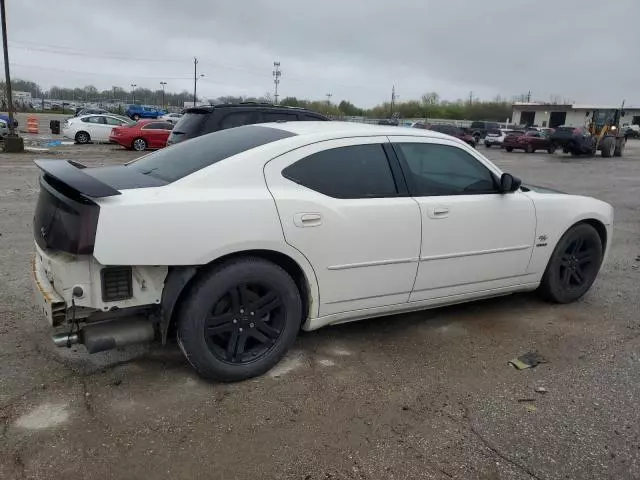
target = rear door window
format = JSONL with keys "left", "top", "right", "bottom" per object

{"left": 127, "top": 125, "right": 296, "bottom": 182}
{"left": 262, "top": 112, "right": 299, "bottom": 122}
{"left": 87, "top": 116, "right": 106, "bottom": 124}
{"left": 282, "top": 144, "right": 398, "bottom": 199}
{"left": 220, "top": 111, "right": 261, "bottom": 130}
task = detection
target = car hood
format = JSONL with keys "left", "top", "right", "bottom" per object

{"left": 521, "top": 183, "right": 567, "bottom": 194}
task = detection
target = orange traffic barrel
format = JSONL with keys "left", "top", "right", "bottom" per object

{"left": 27, "top": 116, "right": 38, "bottom": 134}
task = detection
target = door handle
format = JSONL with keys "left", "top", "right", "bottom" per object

{"left": 427, "top": 206, "right": 449, "bottom": 219}
{"left": 294, "top": 213, "right": 322, "bottom": 227}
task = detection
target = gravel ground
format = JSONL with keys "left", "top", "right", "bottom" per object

{"left": 1, "top": 135, "right": 639, "bottom": 480}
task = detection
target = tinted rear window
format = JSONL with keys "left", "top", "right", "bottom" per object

{"left": 172, "top": 112, "right": 208, "bottom": 134}
{"left": 127, "top": 125, "right": 295, "bottom": 182}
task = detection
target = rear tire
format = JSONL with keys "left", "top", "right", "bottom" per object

{"left": 526, "top": 144, "right": 534, "bottom": 153}
{"left": 547, "top": 144, "right": 557, "bottom": 154}
{"left": 601, "top": 137, "right": 615, "bottom": 158}
{"left": 485, "top": 142, "right": 491, "bottom": 148}
{"left": 75, "top": 131, "right": 90, "bottom": 144}
{"left": 177, "top": 257, "right": 302, "bottom": 382}
{"left": 505, "top": 147, "right": 513, "bottom": 152}
{"left": 132, "top": 114, "right": 140, "bottom": 121}
{"left": 538, "top": 223, "right": 603, "bottom": 304}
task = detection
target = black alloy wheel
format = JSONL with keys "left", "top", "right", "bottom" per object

{"left": 539, "top": 223, "right": 603, "bottom": 303}
{"left": 177, "top": 257, "right": 302, "bottom": 381}
{"left": 204, "top": 283, "right": 285, "bottom": 364}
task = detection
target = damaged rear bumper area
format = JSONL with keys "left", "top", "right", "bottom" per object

{"left": 32, "top": 243, "right": 168, "bottom": 353}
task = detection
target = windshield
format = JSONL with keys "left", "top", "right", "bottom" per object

{"left": 127, "top": 125, "right": 295, "bottom": 182}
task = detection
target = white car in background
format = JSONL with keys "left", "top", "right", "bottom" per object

{"left": 32, "top": 122, "right": 613, "bottom": 382}
{"left": 484, "top": 128, "right": 517, "bottom": 148}
{"left": 160, "top": 113, "right": 183, "bottom": 124}
{"left": 62, "top": 114, "right": 135, "bottom": 144}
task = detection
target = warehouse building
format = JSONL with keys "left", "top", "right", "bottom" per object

{"left": 511, "top": 102, "right": 640, "bottom": 128}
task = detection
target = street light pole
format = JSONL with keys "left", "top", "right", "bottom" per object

{"left": 130, "top": 83, "right": 137, "bottom": 104}
{"left": 160, "top": 81, "right": 167, "bottom": 109}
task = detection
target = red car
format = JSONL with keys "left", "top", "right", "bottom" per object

{"left": 109, "top": 120, "right": 174, "bottom": 151}
{"left": 503, "top": 130, "right": 556, "bottom": 153}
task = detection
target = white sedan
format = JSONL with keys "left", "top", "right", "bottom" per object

{"left": 32, "top": 122, "right": 613, "bottom": 381}
{"left": 62, "top": 114, "right": 134, "bottom": 144}
{"left": 159, "top": 113, "right": 183, "bottom": 124}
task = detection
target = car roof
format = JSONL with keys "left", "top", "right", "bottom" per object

{"left": 263, "top": 121, "right": 454, "bottom": 141}
{"left": 182, "top": 103, "right": 327, "bottom": 115}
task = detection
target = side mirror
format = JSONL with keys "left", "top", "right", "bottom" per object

{"left": 500, "top": 173, "right": 522, "bottom": 193}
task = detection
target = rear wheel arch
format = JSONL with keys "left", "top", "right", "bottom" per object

{"left": 160, "top": 249, "right": 316, "bottom": 344}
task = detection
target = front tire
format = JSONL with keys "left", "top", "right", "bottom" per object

{"left": 132, "top": 138, "right": 147, "bottom": 151}
{"left": 601, "top": 137, "right": 615, "bottom": 158}
{"left": 526, "top": 144, "right": 534, "bottom": 153}
{"left": 538, "top": 223, "right": 603, "bottom": 304}
{"left": 505, "top": 147, "right": 513, "bottom": 152}
{"left": 485, "top": 142, "right": 491, "bottom": 148}
{"left": 177, "top": 257, "right": 302, "bottom": 382}
{"left": 132, "top": 114, "right": 140, "bottom": 121}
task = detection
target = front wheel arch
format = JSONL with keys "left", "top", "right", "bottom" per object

{"left": 160, "top": 249, "right": 313, "bottom": 344}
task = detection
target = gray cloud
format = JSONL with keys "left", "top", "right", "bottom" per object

{"left": 7, "top": 0, "right": 640, "bottom": 106}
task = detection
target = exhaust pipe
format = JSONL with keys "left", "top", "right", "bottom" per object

{"left": 52, "top": 318, "right": 155, "bottom": 354}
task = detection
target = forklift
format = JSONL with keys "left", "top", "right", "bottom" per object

{"left": 586, "top": 102, "right": 627, "bottom": 158}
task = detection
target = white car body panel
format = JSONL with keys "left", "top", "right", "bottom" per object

{"left": 387, "top": 135, "right": 537, "bottom": 300}
{"left": 264, "top": 135, "right": 422, "bottom": 316}
{"left": 521, "top": 190, "right": 613, "bottom": 274}
{"left": 38, "top": 122, "right": 614, "bottom": 333}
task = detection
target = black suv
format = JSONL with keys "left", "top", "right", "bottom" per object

{"left": 167, "top": 103, "right": 329, "bottom": 145}
{"left": 469, "top": 121, "right": 501, "bottom": 142}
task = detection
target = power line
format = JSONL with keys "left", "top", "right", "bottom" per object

{"left": 7, "top": 40, "right": 376, "bottom": 92}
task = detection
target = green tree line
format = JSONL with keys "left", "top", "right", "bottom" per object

{"left": 1, "top": 78, "right": 513, "bottom": 121}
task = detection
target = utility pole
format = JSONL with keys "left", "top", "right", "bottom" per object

{"left": 527, "top": 90, "right": 531, "bottom": 102}
{"left": 160, "top": 81, "right": 167, "bottom": 109}
{"left": 468, "top": 91, "right": 473, "bottom": 106}
{"left": 272, "top": 61, "right": 281, "bottom": 105}
{"left": 130, "top": 83, "right": 136, "bottom": 104}
{"left": 390, "top": 85, "right": 398, "bottom": 117}
{"left": 1, "top": 0, "right": 15, "bottom": 136}
{"left": 326, "top": 93, "right": 332, "bottom": 105}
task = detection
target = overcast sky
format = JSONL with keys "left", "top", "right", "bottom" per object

{"left": 6, "top": 0, "right": 640, "bottom": 107}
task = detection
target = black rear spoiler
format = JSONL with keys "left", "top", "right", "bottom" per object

{"left": 34, "top": 159, "right": 121, "bottom": 198}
